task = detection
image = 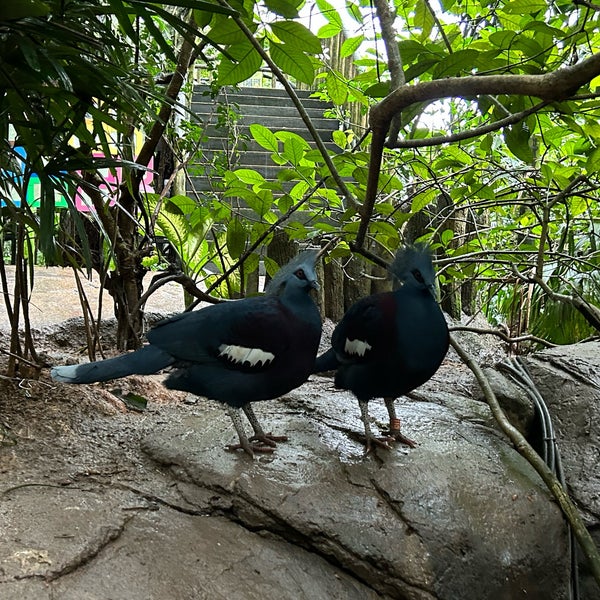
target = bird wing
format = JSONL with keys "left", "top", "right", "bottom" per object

{"left": 331, "top": 293, "right": 393, "bottom": 362}
{"left": 147, "top": 296, "right": 291, "bottom": 371}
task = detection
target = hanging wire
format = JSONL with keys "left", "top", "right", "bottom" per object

{"left": 498, "top": 357, "right": 579, "bottom": 600}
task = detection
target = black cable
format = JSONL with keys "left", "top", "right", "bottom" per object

{"left": 498, "top": 357, "right": 579, "bottom": 600}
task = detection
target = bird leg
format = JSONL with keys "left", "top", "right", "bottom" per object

{"left": 358, "top": 400, "right": 395, "bottom": 452}
{"left": 381, "top": 397, "right": 417, "bottom": 448}
{"left": 225, "top": 407, "right": 275, "bottom": 458}
{"left": 243, "top": 404, "right": 288, "bottom": 446}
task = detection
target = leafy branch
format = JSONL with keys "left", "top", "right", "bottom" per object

{"left": 214, "top": 0, "right": 356, "bottom": 206}
{"left": 356, "top": 52, "right": 600, "bottom": 250}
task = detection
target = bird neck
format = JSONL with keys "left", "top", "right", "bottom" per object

{"left": 280, "top": 287, "right": 318, "bottom": 318}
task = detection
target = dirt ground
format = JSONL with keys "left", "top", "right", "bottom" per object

{"left": 0, "top": 265, "right": 191, "bottom": 475}
{"left": 0, "top": 265, "right": 186, "bottom": 330}
{"left": 0, "top": 268, "right": 209, "bottom": 587}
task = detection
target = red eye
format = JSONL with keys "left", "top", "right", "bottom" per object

{"left": 295, "top": 268, "right": 306, "bottom": 280}
{"left": 412, "top": 269, "right": 424, "bottom": 283}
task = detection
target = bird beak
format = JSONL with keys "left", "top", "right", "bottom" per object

{"left": 428, "top": 284, "right": 439, "bottom": 301}
{"left": 310, "top": 279, "right": 320, "bottom": 291}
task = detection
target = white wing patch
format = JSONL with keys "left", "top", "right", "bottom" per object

{"left": 344, "top": 338, "right": 372, "bottom": 357}
{"left": 218, "top": 344, "right": 275, "bottom": 367}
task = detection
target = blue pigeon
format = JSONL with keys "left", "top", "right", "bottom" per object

{"left": 315, "top": 244, "right": 449, "bottom": 451}
{"left": 52, "top": 251, "right": 322, "bottom": 457}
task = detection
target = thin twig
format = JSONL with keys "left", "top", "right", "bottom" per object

{"left": 449, "top": 325, "right": 556, "bottom": 348}
{"left": 450, "top": 334, "right": 600, "bottom": 589}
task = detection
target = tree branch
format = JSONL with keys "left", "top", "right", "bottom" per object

{"left": 450, "top": 334, "right": 600, "bottom": 590}
{"left": 373, "top": 0, "right": 404, "bottom": 142}
{"left": 357, "top": 52, "right": 600, "bottom": 248}
{"left": 136, "top": 18, "right": 198, "bottom": 170}
{"left": 449, "top": 325, "right": 556, "bottom": 348}
{"left": 370, "top": 52, "right": 600, "bottom": 132}
{"left": 388, "top": 100, "right": 550, "bottom": 148}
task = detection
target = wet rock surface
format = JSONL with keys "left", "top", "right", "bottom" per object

{"left": 0, "top": 268, "right": 598, "bottom": 599}
{"left": 140, "top": 379, "right": 570, "bottom": 600}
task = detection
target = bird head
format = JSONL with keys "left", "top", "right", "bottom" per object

{"left": 265, "top": 250, "right": 320, "bottom": 297}
{"left": 389, "top": 243, "right": 438, "bottom": 297}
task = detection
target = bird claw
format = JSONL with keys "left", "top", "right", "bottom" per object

{"left": 227, "top": 433, "right": 287, "bottom": 457}
{"left": 249, "top": 433, "right": 288, "bottom": 447}
{"left": 380, "top": 428, "right": 417, "bottom": 448}
{"left": 226, "top": 441, "right": 276, "bottom": 457}
{"left": 360, "top": 435, "right": 396, "bottom": 453}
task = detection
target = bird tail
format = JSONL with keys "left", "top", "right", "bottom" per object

{"left": 51, "top": 345, "right": 174, "bottom": 384}
{"left": 313, "top": 348, "right": 340, "bottom": 373}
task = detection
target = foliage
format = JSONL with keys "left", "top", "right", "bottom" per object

{"left": 2, "top": 0, "right": 600, "bottom": 363}
{"left": 176, "top": 0, "right": 600, "bottom": 345}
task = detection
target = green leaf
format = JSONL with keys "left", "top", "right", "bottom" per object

{"left": 250, "top": 123, "right": 279, "bottom": 152}
{"left": 217, "top": 40, "right": 262, "bottom": 85}
{"left": 340, "top": 35, "right": 364, "bottom": 58}
{"left": 315, "top": 0, "right": 343, "bottom": 27}
{"left": 585, "top": 146, "right": 600, "bottom": 174}
{"left": 345, "top": 0, "right": 363, "bottom": 23}
{"left": 165, "top": 194, "right": 198, "bottom": 216}
{"left": 504, "top": 123, "right": 534, "bottom": 164}
{"left": 270, "top": 41, "right": 314, "bottom": 85}
{"left": 502, "top": 0, "right": 546, "bottom": 14}
{"left": 278, "top": 194, "right": 294, "bottom": 213}
{"left": 315, "top": 0, "right": 342, "bottom": 37}
{"left": 411, "top": 188, "right": 437, "bottom": 213}
{"left": 569, "top": 196, "right": 588, "bottom": 217}
{"left": 326, "top": 70, "right": 348, "bottom": 105}
{"left": 208, "top": 16, "right": 247, "bottom": 44}
{"left": 233, "top": 168, "right": 266, "bottom": 186}
{"left": 488, "top": 31, "right": 517, "bottom": 49}
{"left": 404, "top": 57, "right": 441, "bottom": 82}
{"left": 270, "top": 21, "right": 322, "bottom": 54}
{"left": 441, "top": 229, "right": 454, "bottom": 245}
{"left": 432, "top": 49, "right": 481, "bottom": 78}
{"left": 414, "top": 0, "right": 435, "bottom": 40}
{"left": 112, "top": 391, "right": 148, "bottom": 412}
{"left": 282, "top": 136, "right": 307, "bottom": 166}
{"left": 137, "top": 5, "right": 177, "bottom": 63}
{"left": 263, "top": 0, "right": 303, "bottom": 18}
{"left": 245, "top": 189, "right": 274, "bottom": 217}
{"left": 364, "top": 82, "right": 390, "bottom": 99}
{"left": 332, "top": 130, "right": 348, "bottom": 148}
{"left": 317, "top": 22, "right": 343, "bottom": 38}
{"left": 0, "top": 0, "right": 49, "bottom": 20}
{"left": 194, "top": 8, "right": 215, "bottom": 28}
{"left": 226, "top": 219, "right": 247, "bottom": 258}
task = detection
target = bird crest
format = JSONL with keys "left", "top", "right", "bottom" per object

{"left": 388, "top": 243, "right": 436, "bottom": 288}
{"left": 265, "top": 250, "right": 319, "bottom": 296}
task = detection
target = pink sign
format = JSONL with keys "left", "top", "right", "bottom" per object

{"left": 75, "top": 153, "right": 154, "bottom": 212}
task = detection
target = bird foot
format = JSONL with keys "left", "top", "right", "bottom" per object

{"left": 249, "top": 433, "right": 288, "bottom": 447}
{"left": 358, "top": 434, "right": 396, "bottom": 453}
{"left": 380, "top": 427, "right": 417, "bottom": 448}
{"left": 380, "top": 418, "right": 417, "bottom": 448}
{"left": 226, "top": 441, "right": 276, "bottom": 457}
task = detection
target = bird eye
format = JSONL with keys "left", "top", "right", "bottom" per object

{"left": 412, "top": 269, "right": 425, "bottom": 283}
{"left": 295, "top": 268, "right": 307, "bottom": 280}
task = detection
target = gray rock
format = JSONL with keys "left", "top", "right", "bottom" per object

{"left": 520, "top": 341, "right": 600, "bottom": 600}
{"left": 520, "top": 342, "right": 600, "bottom": 520}
{"left": 478, "top": 367, "right": 536, "bottom": 436}
{"left": 0, "top": 478, "right": 375, "bottom": 600}
{"left": 141, "top": 376, "right": 570, "bottom": 600}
